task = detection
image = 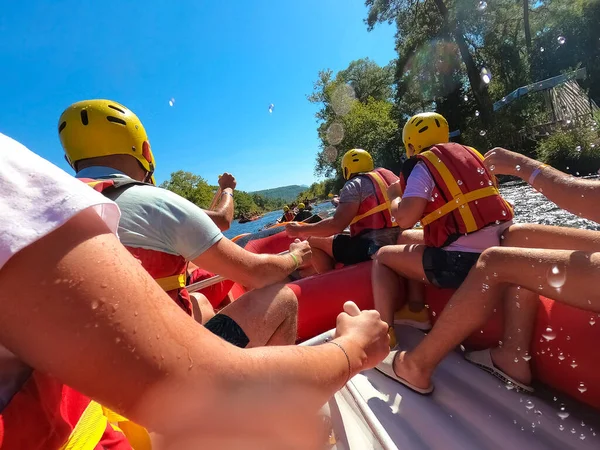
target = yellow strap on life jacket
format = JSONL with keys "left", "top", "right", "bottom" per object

{"left": 420, "top": 185, "right": 500, "bottom": 227}
{"left": 420, "top": 151, "right": 481, "bottom": 232}
{"left": 102, "top": 407, "right": 153, "bottom": 450}
{"left": 349, "top": 171, "right": 398, "bottom": 227}
{"left": 59, "top": 401, "right": 108, "bottom": 450}
{"left": 155, "top": 273, "right": 186, "bottom": 292}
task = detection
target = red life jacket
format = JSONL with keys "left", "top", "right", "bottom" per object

{"left": 0, "top": 371, "right": 130, "bottom": 449}
{"left": 80, "top": 177, "right": 192, "bottom": 316}
{"left": 399, "top": 143, "right": 514, "bottom": 248}
{"left": 349, "top": 168, "right": 399, "bottom": 237}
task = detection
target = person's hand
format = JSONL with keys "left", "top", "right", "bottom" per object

{"left": 285, "top": 222, "right": 305, "bottom": 238}
{"left": 218, "top": 173, "right": 237, "bottom": 191}
{"left": 334, "top": 301, "right": 389, "bottom": 373}
{"left": 387, "top": 180, "right": 403, "bottom": 200}
{"left": 484, "top": 148, "right": 529, "bottom": 177}
{"left": 288, "top": 239, "right": 311, "bottom": 267}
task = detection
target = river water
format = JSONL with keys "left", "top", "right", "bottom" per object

{"left": 224, "top": 180, "right": 599, "bottom": 239}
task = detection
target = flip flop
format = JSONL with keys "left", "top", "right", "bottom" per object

{"left": 374, "top": 351, "right": 434, "bottom": 395}
{"left": 465, "top": 349, "right": 534, "bottom": 393}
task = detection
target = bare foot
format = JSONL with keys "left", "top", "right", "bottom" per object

{"left": 392, "top": 351, "right": 433, "bottom": 390}
{"left": 490, "top": 346, "right": 532, "bottom": 386}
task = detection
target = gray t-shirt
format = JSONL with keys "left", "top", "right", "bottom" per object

{"left": 77, "top": 167, "right": 223, "bottom": 261}
{"left": 339, "top": 175, "right": 377, "bottom": 204}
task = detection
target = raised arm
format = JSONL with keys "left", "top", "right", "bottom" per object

{"left": 484, "top": 147, "right": 600, "bottom": 223}
{"left": 203, "top": 173, "right": 236, "bottom": 231}
{"left": 0, "top": 208, "right": 388, "bottom": 438}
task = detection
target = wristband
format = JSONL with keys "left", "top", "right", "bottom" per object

{"left": 328, "top": 341, "right": 351, "bottom": 385}
{"left": 289, "top": 252, "right": 300, "bottom": 270}
{"left": 528, "top": 164, "right": 547, "bottom": 185}
{"left": 221, "top": 191, "right": 234, "bottom": 198}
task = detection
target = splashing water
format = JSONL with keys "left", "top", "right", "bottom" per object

{"left": 480, "top": 68, "right": 492, "bottom": 84}
{"left": 168, "top": 98, "right": 175, "bottom": 107}
{"left": 576, "top": 145, "right": 582, "bottom": 152}
{"left": 475, "top": 110, "right": 480, "bottom": 117}
{"left": 542, "top": 327, "right": 557, "bottom": 341}
{"left": 477, "top": 1, "right": 487, "bottom": 11}
{"left": 547, "top": 265, "right": 566, "bottom": 289}
{"left": 557, "top": 36, "right": 566, "bottom": 45}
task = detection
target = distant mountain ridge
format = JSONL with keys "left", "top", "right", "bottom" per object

{"left": 250, "top": 184, "right": 308, "bottom": 202}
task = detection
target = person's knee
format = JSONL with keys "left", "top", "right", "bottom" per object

{"left": 275, "top": 285, "right": 299, "bottom": 319}
{"left": 501, "top": 223, "right": 532, "bottom": 247}
{"left": 190, "top": 292, "right": 215, "bottom": 324}
{"left": 476, "top": 247, "right": 506, "bottom": 271}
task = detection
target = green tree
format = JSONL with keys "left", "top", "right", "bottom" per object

{"left": 159, "top": 170, "right": 214, "bottom": 208}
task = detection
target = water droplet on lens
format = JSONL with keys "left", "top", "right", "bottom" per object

{"left": 542, "top": 327, "right": 557, "bottom": 341}
{"left": 546, "top": 265, "right": 566, "bottom": 289}
{"left": 480, "top": 68, "right": 491, "bottom": 84}
{"left": 514, "top": 357, "right": 519, "bottom": 363}
{"left": 463, "top": 95, "right": 469, "bottom": 102}
{"left": 578, "top": 382, "right": 587, "bottom": 393}
{"left": 101, "top": 283, "right": 108, "bottom": 289}
{"left": 522, "top": 353, "right": 532, "bottom": 361}
{"left": 590, "top": 317, "right": 596, "bottom": 326}
{"left": 480, "top": 130, "right": 487, "bottom": 136}
{"left": 540, "top": 47, "right": 545, "bottom": 52}
{"left": 558, "top": 353, "right": 565, "bottom": 361}
{"left": 580, "top": 434, "right": 586, "bottom": 440}
{"left": 576, "top": 145, "right": 582, "bottom": 152}
{"left": 115, "top": 337, "right": 121, "bottom": 344}
{"left": 525, "top": 400, "right": 535, "bottom": 410}
{"left": 91, "top": 300, "right": 99, "bottom": 310}
{"left": 516, "top": 165, "right": 521, "bottom": 171}
{"left": 477, "top": 1, "right": 487, "bottom": 11}
{"left": 169, "top": 98, "right": 175, "bottom": 107}
{"left": 557, "top": 36, "right": 566, "bottom": 45}
{"left": 324, "top": 146, "right": 338, "bottom": 164}
{"left": 475, "top": 110, "right": 480, "bottom": 117}
{"left": 559, "top": 424, "right": 564, "bottom": 431}
{"left": 326, "top": 122, "right": 344, "bottom": 145}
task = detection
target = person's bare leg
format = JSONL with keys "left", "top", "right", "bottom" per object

{"left": 489, "top": 223, "right": 600, "bottom": 383}
{"left": 392, "top": 247, "right": 600, "bottom": 389}
{"left": 502, "top": 223, "right": 600, "bottom": 251}
{"left": 396, "top": 229, "right": 424, "bottom": 245}
{"left": 373, "top": 245, "right": 428, "bottom": 347}
{"left": 488, "top": 285, "right": 538, "bottom": 385}
{"left": 216, "top": 284, "right": 298, "bottom": 347}
{"left": 307, "top": 237, "right": 335, "bottom": 274}
{"left": 190, "top": 293, "right": 216, "bottom": 325}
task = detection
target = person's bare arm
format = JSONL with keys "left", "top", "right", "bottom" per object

{"left": 192, "top": 237, "right": 311, "bottom": 290}
{"left": 0, "top": 208, "right": 387, "bottom": 437}
{"left": 203, "top": 173, "right": 237, "bottom": 231}
{"left": 484, "top": 148, "right": 600, "bottom": 224}
{"left": 285, "top": 202, "right": 359, "bottom": 238}
{"left": 391, "top": 196, "right": 428, "bottom": 229}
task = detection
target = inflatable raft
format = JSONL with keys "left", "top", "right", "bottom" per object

{"left": 227, "top": 227, "right": 600, "bottom": 415}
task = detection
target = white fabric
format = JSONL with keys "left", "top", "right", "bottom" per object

{"left": 76, "top": 166, "right": 224, "bottom": 261}
{"left": 0, "top": 132, "right": 120, "bottom": 411}
{"left": 403, "top": 161, "right": 510, "bottom": 253}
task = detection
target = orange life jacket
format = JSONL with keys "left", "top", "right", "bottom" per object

{"left": 80, "top": 177, "right": 192, "bottom": 316}
{"left": 399, "top": 143, "right": 513, "bottom": 248}
{"left": 349, "top": 168, "right": 399, "bottom": 237}
{"left": 0, "top": 371, "right": 131, "bottom": 449}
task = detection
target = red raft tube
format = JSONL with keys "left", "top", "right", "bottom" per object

{"left": 229, "top": 227, "right": 600, "bottom": 411}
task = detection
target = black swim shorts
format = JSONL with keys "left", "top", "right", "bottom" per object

{"left": 422, "top": 247, "right": 481, "bottom": 289}
{"left": 332, "top": 228, "right": 400, "bottom": 266}
{"left": 204, "top": 314, "right": 250, "bottom": 348}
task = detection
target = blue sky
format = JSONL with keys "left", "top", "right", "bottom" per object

{"left": 0, "top": 1, "right": 396, "bottom": 191}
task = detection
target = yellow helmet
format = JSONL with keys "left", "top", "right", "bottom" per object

{"left": 298, "top": 202, "right": 305, "bottom": 209}
{"left": 283, "top": 205, "right": 290, "bottom": 212}
{"left": 341, "top": 149, "right": 374, "bottom": 180}
{"left": 58, "top": 99, "right": 156, "bottom": 184}
{"left": 402, "top": 112, "right": 449, "bottom": 156}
